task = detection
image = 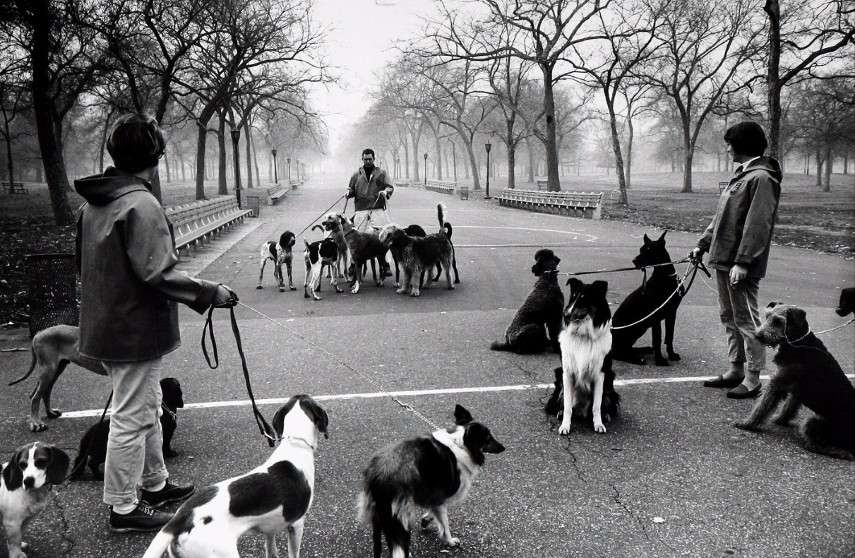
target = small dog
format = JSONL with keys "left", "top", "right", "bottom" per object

{"left": 142, "top": 394, "right": 329, "bottom": 558}
{"left": 1, "top": 442, "right": 70, "bottom": 558}
{"left": 611, "top": 231, "right": 683, "bottom": 366}
{"left": 358, "top": 405, "right": 505, "bottom": 558}
{"left": 558, "top": 278, "right": 614, "bottom": 435}
{"left": 303, "top": 237, "right": 343, "bottom": 300}
{"left": 734, "top": 302, "right": 855, "bottom": 460}
{"left": 384, "top": 204, "right": 455, "bottom": 297}
{"left": 335, "top": 215, "right": 387, "bottom": 294}
{"left": 9, "top": 324, "right": 107, "bottom": 432}
{"left": 257, "top": 231, "right": 297, "bottom": 291}
{"left": 491, "top": 248, "right": 564, "bottom": 354}
{"left": 71, "top": 378, "right": 185, "bottom": 480}
{"left": 836, "top": 287, "right": 855, "bottom": 316}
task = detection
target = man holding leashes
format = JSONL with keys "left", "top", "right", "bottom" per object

{"left": 690, "top": 121, "right": 781, "bottom": 400}
{"left": 346, "top": 147, "right": 395, "bottom": 274}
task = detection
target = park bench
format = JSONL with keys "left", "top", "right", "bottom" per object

{"left": 497, "top": 189, "right": 604, "bottom": 219}
{"left": 290, "top": 179, "right": 302, "bottom": 189}
{"left": 165, "top": 195, "right": 253, "bottom": 252}
{"left": 2, "top": 181, "right": 28, "bottom": 194}
{"left": 269, "top": 185, "right": 288, "bottom": 203}
{"left": 535, "top": 178, "right": 549, "bottom": 191}
{"left": 243, "top": 185, "right": 287, "bottom": 206}
{"left": 425, "top": 179, "right": 457, "bottom": 195}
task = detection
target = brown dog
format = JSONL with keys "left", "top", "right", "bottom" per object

{"left": 9, "top": 324, "right": 106, "bottom": 432}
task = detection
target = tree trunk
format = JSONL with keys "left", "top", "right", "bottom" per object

{"left": 680, "top": 123, "right": 694, "bottom": 193}
{"left": 402, "top": 141, "right": 410, "bottom": 179}
{"left": 451, "top": 140, "right": 458, "bottom": 182}
{"left": 463, "top": 137, "right": 480, "bottom": 190}
{"left": 178, "top": 148, "right": 186, "bottom": 182}
{"left": 29, "top": 0, "right": 73, "bottom": 224}
{"left": 434, "top": 132, "right": 443, "bottom": 180}
{"left": 244, "top": 123, "right": 253, "bottom": 189}
{"left": 194, "top": 123, "right": 208, "bottom": 200}
{"left": 3, "top": 115, "right": 14, "bottom": 187}
{"left": 606, "top": 102, "right": 629, "bottom": 205}
{"left": 823, "top": 146, "right": 831, "bottom": 192}
{"left": 764, "top": 0, "right": 782, "bottom": 159}
{"left": 505, "top": 120, "right": 516, "bottom": 189}
{"left": 163, "top": 151, "right": 171, "bottom": 183}
{"left": 231, "top": 129, "right": 242, "bottom": 205}
{"left": 815, "top": 149, "right": 822, "bottom": 187}
{"left": 541, "top": 64, "right": 561, "bottom": 191}
{"left": 410, "top": 131, "right": 420, "bottom": 182}
{"left": 217, "top": 113, "right": 227, "bottom": 195}
{"left": 843, "top": 152, "right": 848, "bottom": 174}
{"left": 626, "top": 117, "right": 634, "bottom": 191}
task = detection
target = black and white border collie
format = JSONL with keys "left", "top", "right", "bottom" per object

{"left": 358, "top": 405, "right": 505, "bottom": 558}
{"left": 142, "top": 395, "right": 329, "bottom": 558}
{"left": 303, "top": 237, "right": 342, "bottom": 300}
{"left": 257, "top": 231, "right": 297, "bottom": 291}
{"left": 558, "top": 278, "right": 615, "bottom": 435}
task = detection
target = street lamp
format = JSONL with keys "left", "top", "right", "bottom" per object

{"left": 484, "top": 142, "right": 492, "bottom": 199}
{"left": 423, "top": 152, "right": 428, "bottom": 186}
{"left": 230, "top": 129, "right": 242, "bottom": 207}
{"left": 271, "top": 149, "right": 278, "bottom": 184}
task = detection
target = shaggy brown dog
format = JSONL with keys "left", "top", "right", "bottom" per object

{"left": 490, "top": 249, "right": 564, "bottom": 354}
{"left": 384, "top": 205, "right": 455, "bottom": 297}
{"left": 734, "top": 302, "right": 855, "bottom": 460}
{"left": 334, "top": 215, "right": 387, "bottom": 294}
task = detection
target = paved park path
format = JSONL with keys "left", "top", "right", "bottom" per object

{"left": 1, "top": 175, "right": 853, "bottom": 558}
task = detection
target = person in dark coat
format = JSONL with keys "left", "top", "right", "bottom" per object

{"left": 690, "top": 121, "right": 781, "bottom": 399}
{"left": 75, "top": 113, "right": 237, "bottom": 533}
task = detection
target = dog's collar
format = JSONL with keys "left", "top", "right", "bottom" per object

{"left": 280, "top": 435, "right": 317, "bottom": 452}
{"left": 788, "top": 329, "right": 812, "bottom": 344}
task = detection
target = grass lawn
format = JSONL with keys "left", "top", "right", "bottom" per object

{"left": 1, "top": 172, "right": 853, "bottom": 326}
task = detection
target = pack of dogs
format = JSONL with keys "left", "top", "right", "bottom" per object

{"left": 3, "top": 232, "right": 853, "bottom": 557}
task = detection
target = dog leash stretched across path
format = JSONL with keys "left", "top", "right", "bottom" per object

{"left": 234, "top": 301, "right": 443, "bottom": 432}
{"left": 609, "top": 263, "right": 702, "bottom": 331}
{"left": 296, "top": 194, "right": 347, "bottom": 237}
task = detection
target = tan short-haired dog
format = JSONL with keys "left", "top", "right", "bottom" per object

{"left": 735, "top": 302, "right": 855, "bottom": 460}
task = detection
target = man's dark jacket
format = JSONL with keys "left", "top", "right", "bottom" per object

{"left": 347, "top": 166, "right": 394, "bottom": 211}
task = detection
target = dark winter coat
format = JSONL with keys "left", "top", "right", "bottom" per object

{"left": 74, "top": 168, "right": 219, "bottom": 362}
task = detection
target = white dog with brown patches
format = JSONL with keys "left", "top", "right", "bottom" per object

{"left": 1, "top": 442, "right": 70, "bottom": 558}
{"left": 142, "top": 395, "right": 328, "bottom": 558}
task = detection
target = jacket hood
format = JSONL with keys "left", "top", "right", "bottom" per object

{"left": 738, "top": 156, "right": 782, "bottom": 183}
{"left": 74, "top": 167, "right": 152, "bottom": 206}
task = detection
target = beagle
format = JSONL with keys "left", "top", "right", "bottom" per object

{"left": 257, "top": 231, "right": 297, "bottom": 291}
{"left": 1, "top": 442, "right": 70, "bottom": 558}
{"left": 142, "top": 394, "right": 329, "bottom": 558}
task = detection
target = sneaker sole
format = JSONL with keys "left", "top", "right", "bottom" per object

{"left": 109, "top": 524, "right": 167, "bottom": 533}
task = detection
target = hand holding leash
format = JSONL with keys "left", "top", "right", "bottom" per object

{"left": 688, "top": 247, "right": 704, "bottom": 265}
{"left": 213, "top": 284, "right": 239, "bottom": 308}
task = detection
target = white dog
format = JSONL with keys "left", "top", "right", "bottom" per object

{"left": 142, "top": 395, "right": 329, "bottom": 558}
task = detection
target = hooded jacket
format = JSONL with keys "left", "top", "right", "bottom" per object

{"left": 74, "top": 167, "right": 219, "bottom": 362}
{"left": 347, "top": 166, "right": 394, "bottom": 211}
{"left": 697, "top": 157, "right": 782, "bottom": 279}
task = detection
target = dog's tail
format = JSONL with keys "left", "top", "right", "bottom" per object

{"left": 358, "top": 489, "right": 415, "bottom": 558}
{"left": 141, "top": 531, "right": 175, "bottom": 558}
{"left": 8, "top": 344, "right": 37, "bottom": 386}
{"left": 437, "top": 203, "right": 447, "bottom": 230}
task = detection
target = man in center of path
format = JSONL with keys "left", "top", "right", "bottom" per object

{"left": 346, "top": 147, "right": 395, "bottom": 275}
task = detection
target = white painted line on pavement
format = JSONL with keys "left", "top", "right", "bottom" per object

{"left": 454, "top": 225, "right": 598, "bottom": 242}
{"left": 53, "top": 373, "right": 855, "bottom": 419}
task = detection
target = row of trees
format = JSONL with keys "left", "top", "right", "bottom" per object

{"left": 1, "top": 0, "right": 332, "bottom": 225}
{"left": 345, "top": 0, "right": 853, "bottom": 202}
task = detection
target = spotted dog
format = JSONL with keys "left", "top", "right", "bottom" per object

{"left": 142, "top": 395, "right": 329, "bottom": 558}
{"left": 303, "top": 237, "right": 342, "bottom": 301}
{"left": 735, "top": 302, "right": 855, "bottom": 460}
{"left": 1, "top": 443, "right": 70, "bottom": 558}
{"left": 257, "top": 231, "right": 297, "bottom": 291}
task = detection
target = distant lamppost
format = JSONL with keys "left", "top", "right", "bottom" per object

{"left": 423, "top": 152, "right": 428, "bottom": 186}
{"left": 271, "top": 149, "right": 279, "bottom": 184}
{"left": 484, "top": 142, "right": 492, "bottom": 199}
{"left": 230, "top": 128, "right": 242, "bottom": 206}
{"left": 287, "top": 157, "right": 292, "bottom": 182}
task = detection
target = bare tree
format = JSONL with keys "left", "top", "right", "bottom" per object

{"left": 0, "top": 51, "right": 28, "bottom": 188}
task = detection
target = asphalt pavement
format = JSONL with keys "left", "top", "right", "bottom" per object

{"left": 1, "top": 175, "right": 853, "bottom": 558}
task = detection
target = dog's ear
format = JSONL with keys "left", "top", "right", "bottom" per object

{"left": 764, "top": 301, "right": 782, "bottom": 320}
{"left": 454, "top": 404, "right": 473, "bottom": 426}
{"left": 531, "top": 260, "right": 544, "bottom": 276}
{"left": 643, "top": 234, "right": 651, "bottom": 244}
{"left": 565, "top": 277, "right": 583, "bottom": 292}
{"left": 2, "top": 447, "right": 25, "bottom": 490}
{"left": 784, "top": 306, "right": 809, "bottom": 340}
{"left": 658, "top": 230, "right": 668, "bottom": 242}
{"left": 299, "top": 397, "right": 329, "bottom": 439}
{"left": 45, "top": 446, "right": 70, "bottom": 485}
{"left": 592, "top": 280, "right": 609, "bottom": 297}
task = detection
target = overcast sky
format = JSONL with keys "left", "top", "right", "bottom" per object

{"left": 311, "top": 0, "right": 434, "bottom": 159}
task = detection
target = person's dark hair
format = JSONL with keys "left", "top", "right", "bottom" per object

{"left": 106, "top": 113, "right": 166, "bottom": 174}
{"left": 724, "top": 121, "right": 768, "bottom": 157}
{"left": 361, "top": 148, "right": 375, "bottom": 159}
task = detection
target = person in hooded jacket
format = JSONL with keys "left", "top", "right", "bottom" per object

{"left": 74, "top": 113, "right": 238, "bottom": 533}
{"left": 690, "top": 121, "right": 781, "bottom": 400}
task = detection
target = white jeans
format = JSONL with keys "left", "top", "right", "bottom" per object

{"left": 102, "top": 358, "right": 168, "bottom": 508}
{"left": 352, "top": 208, "right": 391, "bottom": 232}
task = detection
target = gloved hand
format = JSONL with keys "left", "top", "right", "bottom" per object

{"left": 384, "top": 188, "right": 393, "bottom": 199}
{"left": 345, "top": 189, "right": 353, "bottom": 198}
{"left": 688, "top": 247, "right": 704, "bottom": 265}
{"left": 212, "top": 284, "right": 239, "bottom": 308}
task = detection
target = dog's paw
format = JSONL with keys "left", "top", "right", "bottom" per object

{"left": 444, "top": 536, "right": 460, "bottom": 547}
{"left": 420, "top": 514, "right": 436, "bottom": 530}
{"left": 593, "top": 421, "right": 607, "bottom": 434}
{"left": 733, "top": 421, "right": 761, "bottom": 432}
{"left": 290, "top": 285, "right": 297, "bottom": 291}
{"left": 279, "top": 286, "right": 286, "bottom": 292}
{"left": 30, "top": 421, "right": 48, "bottom": 432}
{"left": 351, "top": 285, "right": 360, "bottom": 294}
{"left": 46, "top": 408, "right": 62, "bottom": 419}
{"left": 256, "top": 285, "right": 263, "bottom": 290}
{"left": 558, "top": 421, "right": 572, "bottom": 435}
{"left": 668, "top": 351, "right": 681, "bottom": 361}
{"left": 410, "top": 291, "right": 420, "bottom": 297}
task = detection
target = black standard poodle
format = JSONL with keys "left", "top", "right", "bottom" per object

{"left": 490, "top": 249, "right": 564, "bottom": 354}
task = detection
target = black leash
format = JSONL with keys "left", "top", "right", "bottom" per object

{"left": 202, "top": 306, "right": 277, "bottom": 447}
{"left": 558, "top": 258, "right": 698, "bottom": 277}
{"left": 296, "top": 194, "right": 347, "bottom": 237}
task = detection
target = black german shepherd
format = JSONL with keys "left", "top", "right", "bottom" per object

{"left": 611, "top": 231, "right": 683, "bottom": 366}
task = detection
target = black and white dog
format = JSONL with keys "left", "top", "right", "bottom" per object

{"left": 303, "top": 237, "right": 343, "bottom": 300}
{"left": 358, "top": 405, "right": 505, "bottom": 558}
{"left": 142, "top": 394, "right": 329, "bottom": 558}
{"left": 558, "top": 278, "right": 615, "bottom": 435}
{"left": 1, "top": 442, "right": 70, "bottom": 558}
{"left": 257, "top": 231, "right": 297, "bottom": 292}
